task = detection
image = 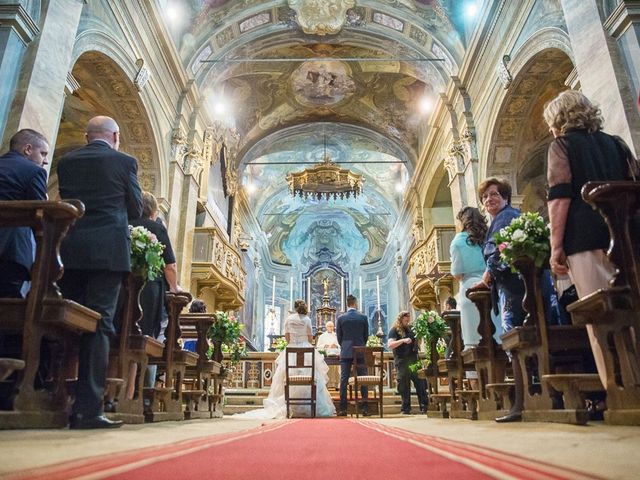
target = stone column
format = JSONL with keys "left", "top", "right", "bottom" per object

{"left": 561, "top": 0, "right": 640, "bottom": 152}
{"left": 0, "top": 3, "right": 39, "bottom": 144}
{"left": 444, "top": 140, "right": 468, "bottom": 217}
{"left": 461, "top": 128, "right": 480, "bottom": 208}
{"left": 2, "top": 0, "right": 84, "bottom": 158}
{"left": 605, "top": 1, "right": 640, "bottom": 99}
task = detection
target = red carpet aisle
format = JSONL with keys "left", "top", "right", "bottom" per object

{"left": 4, "top": 420, "right": 602, "bottom": 480}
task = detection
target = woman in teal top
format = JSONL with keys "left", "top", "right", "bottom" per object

{"left": 450, "top": 207, "right": 488, "bottom": 347}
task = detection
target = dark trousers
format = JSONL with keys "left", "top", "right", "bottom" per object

{"left": 396, "top": 357, "right": 428, "bottom": 413}
{"left": 339, "top": 358, "right": 368, "bottom": 412}
{"left": 0, "top": 261, "right": 29, "bottom": 298}
{"left": 59, "top": 269, "right": 124, "bottom": 418}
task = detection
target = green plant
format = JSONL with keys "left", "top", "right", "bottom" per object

{"left": 273, "top": 337, "right": 288, "bottom": 352}
{"left": 493, "top": 211, "right": 550, "bottom": 272}
{"left": 206, "top": 311, "right": 246, "bottom": 364}
{"left": 129, "top": 225, "right": 165, "bottom": 281}
{"left": 408, "top": 359, "right": 428, "bottom": 374}
{"left": 366, "top": 335, "right": 382, "bottom": 347}
{"left": 412, "top": 310, "right": 447, "bottom": 363}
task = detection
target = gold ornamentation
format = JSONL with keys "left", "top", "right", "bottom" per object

{"left": 286, "top": 153, "right": 364, "bottom": 200}
{"left": 288, "top": 0, "right": 355, "bottom": 36}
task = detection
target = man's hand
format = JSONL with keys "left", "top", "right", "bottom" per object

{"left": 550, "top": 246, "right": 569, "bottom": 276}
{"left": 170, "top": 284, "right": 184, "bottom": 294}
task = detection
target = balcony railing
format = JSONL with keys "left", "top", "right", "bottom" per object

{"left": 191, "top": 227, "right": 246, "bottom": 309}
{"left": 408, "top": 225, "right": 456, "bottom": 309}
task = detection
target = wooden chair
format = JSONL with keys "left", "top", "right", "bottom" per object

{"left": 0, "top": 200, "right": 100, "bottom": 429}
{"left": 349, "top": 346, "right": 384, "bottom": 418}
{"left": 284, "top": 347, "right": 316, "bottom": 418}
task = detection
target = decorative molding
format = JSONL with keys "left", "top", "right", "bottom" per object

{"left": 604, "top": 0, "right": 640, "bottom": 38}
{"left": 496, "top": 54, "right": 512, "bottom": 89}
{"left": 564, "top": 67, "right": 580, "bottom": 89}
{"left": 0, "top": 4, "right": 40, "bottom": 46}
{"left": 288, "top": 0, "right": 355, "bottom": 35}
{"left": 64, "top": 72, "right": 80, "bottom": 97}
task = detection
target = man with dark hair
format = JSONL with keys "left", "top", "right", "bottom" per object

{"left": 0, "top": 128, "right": 49, "bottom": 297}
{"left": 444, "top": 297, "right": 457, "bottom": 311}
{"left": 336, "top": 294, "right": 369, "bottom": 416}
{"left": 58, "top": 116, "right": 142, "bottom": 429}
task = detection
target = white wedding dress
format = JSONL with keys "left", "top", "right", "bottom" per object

{"left": 235, "top": 313, "right": 336, "bottom": 419}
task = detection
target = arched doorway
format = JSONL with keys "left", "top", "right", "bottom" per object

{"left": 486, "top": 48, "right": 575, "bottom": 216}
{"left": 50, "top": 51, "right": 160, "bottom": 196}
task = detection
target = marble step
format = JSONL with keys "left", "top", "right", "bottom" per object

{"left": 222, "top": 402, "right": 426, "bottom": 416}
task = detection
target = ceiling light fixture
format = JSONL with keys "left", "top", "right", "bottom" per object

{"left": 286, "top": 132, "right": 364, "bottom": 201}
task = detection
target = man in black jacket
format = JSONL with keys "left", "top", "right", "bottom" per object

{"left": 57, "top": 116, "right": 143, "bottom": 429}
{"left": 336, "top": 294, "right": 369, "bottom": 416}
{"left": 0, "top": 129, "right": 49, "bottom": 297}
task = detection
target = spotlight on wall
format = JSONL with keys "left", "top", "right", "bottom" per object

{"left": 245, "top": 181, "right": 257, "bottom": 195}
{"left": 465, "top": 2, "right": 479, "bottom": 18}
{"left": 419, "top": 96, "right": 433, "bottom": 114}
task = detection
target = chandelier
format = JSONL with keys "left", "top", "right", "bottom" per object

{"left": 286, "top": 137, "right": 364, "bottom": 201}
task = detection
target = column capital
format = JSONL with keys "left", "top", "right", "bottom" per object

{"left": 0, "top": 4, "right": 39, "bottom": 46}
{"left": 604, "top": 0, "right": 640, "bottom": 38}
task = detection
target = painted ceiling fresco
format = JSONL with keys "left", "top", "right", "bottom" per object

{"left": 159, "top": 0, "right": 466, "bottom": 271}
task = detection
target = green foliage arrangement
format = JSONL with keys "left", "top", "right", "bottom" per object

{"left": 366, "top": 335, "right": 382, "bottom": 347}
{"left": 129, "top": 225, "right": 165, "bottom": 281}
{"left": 412, "top": 310, "right": 448, "bottom": 364}
{"left": 273, "top": 337, "right": 288, "bottom": 352}
{"left": 206, "top": 311, "right": 246, "bottom": 364}
{"left": 493, "top": 211, "right": 550, "bottom": 272}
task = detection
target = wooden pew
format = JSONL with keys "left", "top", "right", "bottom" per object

{"left": 426, "top": 333, "right": 451, "bottom": 418}
{"left": 144, "top": 291, "right": 196, "bottom": 422}
{"left": 104, "top": 273, "right": 164, "bottom": 424}
{"left": 463, "top": 285, "right": 512, "bottom": 420}
{"left": 566, "top": 181, "right": 640, "bottom": 425}
{"left": 437, "top": 310, "right": 471, "bottom": 419}
{"left": 502, "top": 257, "right": 599, "bottom": 424}
{"left": 179, "top": 312, "right": 224, "bottom": 419}
{"left": 0, "top": 200, "right": 100, "bottom": 429}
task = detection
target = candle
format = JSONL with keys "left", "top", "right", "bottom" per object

{"left": 289, "top": 276, "right": 293, "bottom": 310}
{"left": 307, "top": 277, "right": 311, "bottom": 305}
{"left": 376, "top": 275, "right": 381, "bottom": 310}
{"left": 271, "top": 275, "right": 276, "bottom": 311}
{"left": 341, "top": 276, "right": 345, "bottom": 311}
{"left": 359, "top": 275, "right": 363, "bottom": 303}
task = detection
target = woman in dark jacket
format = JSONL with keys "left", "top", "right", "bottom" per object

{"left": 544, "top": 89, "right": 636, "bottom": 387}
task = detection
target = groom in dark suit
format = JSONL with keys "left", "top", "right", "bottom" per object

{"left": 0, "top": 129, "right": 49, "bottom": 297}
{"left": 336, "top": 294, "right": 369, "bottom": 416}
{"left": 57, "top": 116, "right": 143, "bottom": 429}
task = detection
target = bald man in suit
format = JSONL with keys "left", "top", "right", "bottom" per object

{"left": 58, "top": 116, "right": 143, "bottom": 429}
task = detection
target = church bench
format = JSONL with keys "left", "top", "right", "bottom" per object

{"left": 541, "top": 374, "right": 604, "bottom": 418}
{"left": 428, "top": 393, "right": 451, "bottom": 418}
{"left": 144, "top": 291, "right": 196, "bottom": 422}
{"left": 0, "top": 200, "right": 100, "bottom": 429}
{"left": 425, "top": 334, "right": 449, "bottom": 417}
{"left": 501, "top": 257, "right": 596, "bottom": 425}
{"left": 463, "top": 285, "right": 512, "bottom": 420}
{"left": 566, "top": 181, "right": 640, "bottom": 425}
{"left": 179, "top": 312, "right": 225, "bottom": 418}
{"left": 105, "top": 273, "right": 164, "bottom": 424}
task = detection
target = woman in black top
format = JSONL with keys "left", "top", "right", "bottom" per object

{"left": 545, "top": 89, "right": 636, "bottom": 386}
{"left": 129, "top": 191, "right": 182, "bottom": 340}
{"left": 388, "top": 311, "right": 428, "bottom": 414}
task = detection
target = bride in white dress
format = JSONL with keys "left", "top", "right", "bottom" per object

{"left": 235, "top": 300, "right": 336, "bottom": 419}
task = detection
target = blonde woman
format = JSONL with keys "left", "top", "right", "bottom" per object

{"left": 545, "top": 90, "right": 636, "bottom": 387}
{"left": 388, "top": 311, "right": 428, "bottom": 414}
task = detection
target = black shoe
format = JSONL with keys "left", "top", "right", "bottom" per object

{"left": 419, "top": 408, "right": 427, "bottom": 415}
{"left": 337, "top": 410, "right": 347, "bottom": 417}
{"left": 361, "top": 410, "right": 371, "bottom": 417}
{"left": 69, "top": 414, "right": 124, "bottom": 429}
{"left": 401, "top": 410, "right": 412, "bottom": 415}
{"left": 495, "top": 411, "right": 522, "bottom": 423}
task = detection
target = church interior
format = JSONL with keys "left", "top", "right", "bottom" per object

{"left": 1, "top": 0, "right": 640, "bottom": 478}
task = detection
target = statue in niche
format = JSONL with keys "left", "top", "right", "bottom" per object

{"left": 323, "top": 276, "right": 330, "bottom": 296}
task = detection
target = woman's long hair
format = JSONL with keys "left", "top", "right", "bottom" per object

{"left": 457, "top": 206, "right": 488, "bottom": 246}
{"left": 392, "top": 311, "right": 410, "bottom": 337}
{"left": 543, "top": 90, "right": 603, "bottom": 134}
{"left": 294, "top": 299, "right": 308, "bottom": 315}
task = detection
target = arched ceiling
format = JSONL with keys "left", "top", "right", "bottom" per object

{"left": 159, "top": 0, "right": 468, "bottom": 270}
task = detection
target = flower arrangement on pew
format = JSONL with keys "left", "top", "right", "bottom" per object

{"left": 273, "top": 337, "right": 288, "bottom": 352}
{"left": 366, "top": 335, "right": 382, "bottom": 347}
{"left": 493, "top": 211, "right": 550, "bottom": 272}
{"left": 206, "top": 311, "right": 246, "bottom": 364}
{"left": 129, "top": 225, "right": 165, "bottom": 281}
{"left": 412, "top": 310, "right": 447, "bottom": 365}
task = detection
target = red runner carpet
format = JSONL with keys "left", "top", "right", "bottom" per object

{"left": 5, "top": 420, "right": 601, "bottom": 480}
